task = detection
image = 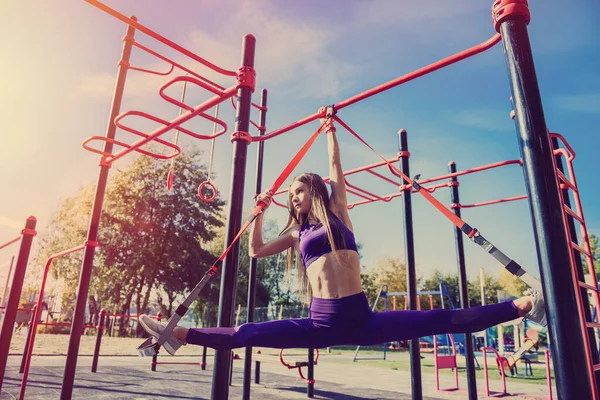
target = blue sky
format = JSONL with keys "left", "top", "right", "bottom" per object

{"left": 1, "top": 1, "right": 599, "bottom": 288}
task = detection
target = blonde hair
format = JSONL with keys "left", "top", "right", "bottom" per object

{"left": 280, "top": 173, "right": 346, "bottom": 304}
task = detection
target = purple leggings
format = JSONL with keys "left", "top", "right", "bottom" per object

{"left": 186, "top": 292, "right": 519, "bottom": 350}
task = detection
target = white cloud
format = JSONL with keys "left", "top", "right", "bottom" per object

{"left": 0, "top": 216, "right": 24, "bottom": 230}
{"left": 353, "top": 0, "right": 485, "bottom": 27}
{"left": 450, "top": 108, "right": 508, "bottom": 132}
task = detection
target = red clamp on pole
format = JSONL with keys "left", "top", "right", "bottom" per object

{"left": 230, "top": 130, "right": 252, "bottom": 144}
{"left": 398, "top": 151, "right": 410, "bottom": 158}
{"left": 450, "top": 202, "right": 461, "bottom": 209}
{"left": 492, "top": 0, "right": 531, "bottom": 33}
{"left": 447, "top": 181, "right": 459, "bottom": 187}
{"left": 236, "top": 66, "right": 256, "bottom": 92}
{"left": 21, "top": 228, "right": 37, "bottom": 237}
{"left": 198, "top": 181, "right": 217, "bottom": 202}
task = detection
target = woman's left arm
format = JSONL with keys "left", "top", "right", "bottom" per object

{"left": 322, "top": 109, "right": 353, "bottom": 230}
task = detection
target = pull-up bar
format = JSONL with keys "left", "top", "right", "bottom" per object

{"left": 84, "top": 0, "right": 237, "bottom": 76}
{"left": 253, "top": 34, "right": 501, "bottom": 142}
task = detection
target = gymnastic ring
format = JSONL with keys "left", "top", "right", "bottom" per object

{"left": 198, "top": 181, "right": 216, "bottom": 202}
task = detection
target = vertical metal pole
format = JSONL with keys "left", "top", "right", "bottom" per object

{"left": 61, "top": 20, "right": 136, "bottom": 400}
{"left": 398, "top": 129, "right": 422, "bottom": 399}
{"left": 0, "top": 216, "right": 36, "bottom": 391}
{"left": 307, "top": 348, "right": 314, "bottom": 398}
{"left": 152, "top": 312, "right": 162, "bottom": 372}
{"left": 20, "top": 305, "right": 35, "bottom": 373}
{"left": 448, "top": 161, "right": 477, "bottom": 400}
{"left": 479, "top": 269, "right": 488, "bottom": 348}
{"left": 243, "top": 88, "right": 267, "bottom": 400}
{"left": 497, "top": 9, "right": 594, "bottom": 400}
{"left": 1, "top": 256, "right": 14, "bottom": 308}
{"left": 91, "top": 308, "right": 106, "bottom": 373}
{"left": 383, "top": 294, "right": 388, "bottom": 360}
{"left": 211, "top": 34, "right": 256, "bottom": 400}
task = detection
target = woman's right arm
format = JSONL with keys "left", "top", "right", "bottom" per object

{"left": 248, "top": 192, "right": 297, "bottom": 258}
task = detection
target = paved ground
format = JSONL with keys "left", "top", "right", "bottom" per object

{"left": 1, "top": 352, "right": 555, "bottom": 400}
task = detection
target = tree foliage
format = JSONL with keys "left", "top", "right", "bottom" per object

{"left": 29, "top": 148, "right": 224, "bottom": 334}
{"left": 195, "top": 218, "right": 302, "bottom": 326}
{"left": 583, "top": 233, "right": 599, "bottom": 275}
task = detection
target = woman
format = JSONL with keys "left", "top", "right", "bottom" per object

{"left": 139, "top": 111, "right": 546, "bottom": 356}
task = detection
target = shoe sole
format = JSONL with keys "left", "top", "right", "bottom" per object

{"left": 139, "top": 316, "right": 181, "bottom": 355}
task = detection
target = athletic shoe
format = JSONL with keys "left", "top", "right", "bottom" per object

{"left": 524, "top": 289, "right": 547, "bottom": 327}
{"left": 138, "top": 314, "right": 185, "bottom": 355}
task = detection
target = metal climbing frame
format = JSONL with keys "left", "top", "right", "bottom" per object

{"left": 59, "top": 2, "right": 258, "bottom": 398}
{"left": 41, "top": 0, "right": 595, "bottom": 399}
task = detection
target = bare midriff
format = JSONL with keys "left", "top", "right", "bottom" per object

{"left": 305, "top": 249, "right": 363, "bottom": 299}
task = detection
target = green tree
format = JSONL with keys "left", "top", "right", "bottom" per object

{"left": 583, "top": 233, "right": 600, "bottom": 275}
{"left": 29, "top": 148, "right": 224, "bottom": 335}
{"left": 197, "top": 217, "right": 302, "bottom": 326}
{"left": 420, "top": 271, "right": 460, "bottom": 310}
{"left": 497, "top": 269, "right": 528, "bottom": 298}
{"left": 467, "top": 271, "right": 504, "bottom": 307}
{"left": 362, "top": 257, "right": 410, "bottom": 312}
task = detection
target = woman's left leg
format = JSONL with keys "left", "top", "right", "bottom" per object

{"left": 351, "top": 301, "right": 520, "bottom": 346}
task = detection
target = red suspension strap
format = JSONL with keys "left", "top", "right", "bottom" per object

{"left": 333, "top": 115, "right": 542, "bottom": 292}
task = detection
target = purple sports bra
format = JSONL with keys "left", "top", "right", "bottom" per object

{"left": 298, "top": 212, "right": 358, "bottom": 269}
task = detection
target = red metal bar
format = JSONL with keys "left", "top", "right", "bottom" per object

{"left": 82, "top": 135, "right": 179, "bottom": 160}
{"left": 416, "top": 159, "right": 523, "bottom": 185}
{"left": 251, "top": 111, "right": 322, "bottom": 142}
{"left": 365, "top": 169, "right": 402, "bottom": 187}
{"left": 84, "top": 0, "right": 236, "bottom": 76}
{"left": 255, "top": 34, "right": 501, "bottom": 142}
{"left": 550, "top": 132, "right": 600, "bottom": 390}
{"left": 19, "top": 244, "right": 90, "bottom": 399}
{"left": 458, "top": 194, "right": 527, "bottom": 209}
{"left": 131, "top": 41, "right": 226, "bottom": 91}
{"left": 0, "top": 236, "right": 20, "bottom": 251}
{"left": 336, "top": 34, "right": 501, "bottom": 110}
{"left": 482, "top": 347, "right": 508, "bottom": 397}
{"left": 546, "top": 350, "right": 554, "bottom": 400}
{"left": 0, "top": 306, "right": 33, "bottom": 312}
{"left": 103, "top": 85, "right": 238, "bottom": 164}
{"left": 271, "top": 155, "right": 403, "bottom": 197}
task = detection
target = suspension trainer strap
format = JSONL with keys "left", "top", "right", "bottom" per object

{"left": 143, "top": 122, "right": 327, "bottom": 354}
{"left": 334, "top": 116, "right": 541, "bottom": 292}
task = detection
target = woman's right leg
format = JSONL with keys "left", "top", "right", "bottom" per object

{"left": 185, "top": 318, "right": 336, "bottom": 350}
{"left": 353, "top": 301, "right": 521, "bottom": 346}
